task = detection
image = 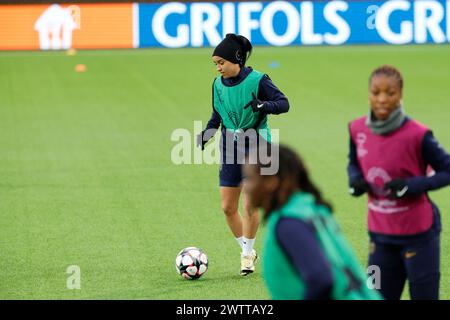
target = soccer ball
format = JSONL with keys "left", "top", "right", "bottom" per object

{"left": 175, "top": 247, "right": 208, "bottom": 280}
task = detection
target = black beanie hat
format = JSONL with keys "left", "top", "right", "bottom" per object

{"left": 212, "top": 34, "right": 252, "bottom": 66}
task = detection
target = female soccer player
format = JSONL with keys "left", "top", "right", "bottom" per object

{"left": 197, "top": 34, "right": 289, "bottom": 276}
{"left": 243, "top": 145, "right": 380, "bottom": 299}
{"left": 348, "top": 65, "right": 450, "bottom": 300}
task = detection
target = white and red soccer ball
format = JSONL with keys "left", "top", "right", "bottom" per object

{"left": 175, "top": 247, "right": 208, "bottom": 280}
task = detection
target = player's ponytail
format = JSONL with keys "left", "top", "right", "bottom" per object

{"left": 234, "top": 35, "right": 253, "bottom": 66}
{"left": 296, "top": 159, "right": 333, "bottom": 214}
{"left": 257, "top": 144, "right": 333, "bottom": 219}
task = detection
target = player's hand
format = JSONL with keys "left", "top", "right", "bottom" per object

{"left": 196, "top": 130, "right": 207, "bottom": 150}
{"left": 196, "top": 129, "right": 216, "bottom": 150}
{"left": 349, "top": 177, "right": 370, "bottom": 197}
{"left": 384, "top": 179, "right": 409, "bottom": 199}
{"left": 244, "top": 93, "right": 266, "bottom": 113}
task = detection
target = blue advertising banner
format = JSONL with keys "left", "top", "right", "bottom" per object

{"left": 137, "top": 0, "right": 450, "bottom": 47}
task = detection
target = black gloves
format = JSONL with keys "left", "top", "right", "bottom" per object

{"left": 384, "top": 179, "right": 409, "bottom": 199}
{"left": 196, "top": 129, "right": 215, "bottom": 150}
{"left": 349, "top": 177, "right": 370, "bottom": 197}
{"left": 244, "top": 93, "right": 266, "bottom": 113}
{"left": 350, "top": 177, "right": 413, "bottom": 199}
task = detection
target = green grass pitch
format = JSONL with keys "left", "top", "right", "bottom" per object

{"left": 0, "top": 45, "right": 449, "bottom": 299}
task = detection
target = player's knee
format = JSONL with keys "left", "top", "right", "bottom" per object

{"left": 409, "top": 272, "right": 440, "bottom": 300}
{"left": 221, "top": 203, "right": 238, "bottom": 217}
{"left": 410, "top": 271, "right": 440, "bottom": 286}
{"left": 243, "top": 205, "right": 258, "bottom": 218}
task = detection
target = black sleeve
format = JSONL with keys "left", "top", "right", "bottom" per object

{"left": 205, "top": 79, "right": 222, "bottom": 131}
{"left": 205, "top": 110, "right": 221, "bottom": 131}
{"left": 347, "top": 128, "right": 364, "bottom": 185}
{"left": 406, "top": 131, "right": 450, "bottom": 194}
{"left": 423, "top": 131, "right": 450, "bottom": 173}
{"left": 276, "top": 218, "right": 333, "bottom": 300}
{"left": 257, "top": 74, "right": 290, "bottom": 115}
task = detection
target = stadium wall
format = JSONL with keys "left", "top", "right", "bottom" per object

{"left": 1, "top": 0, "right": 449, "bottom": 50}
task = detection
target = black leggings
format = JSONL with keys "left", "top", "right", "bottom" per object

{"left": 368, "top": 235, "right": 440, "bottom": 300}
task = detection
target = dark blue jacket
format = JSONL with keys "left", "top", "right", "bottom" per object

{"left": 276, "top": 218, "right": 334, "bottom": 300}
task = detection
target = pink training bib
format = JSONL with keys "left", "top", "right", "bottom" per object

{"left": 350, "top": 116, "right": 433, "bottom": 235}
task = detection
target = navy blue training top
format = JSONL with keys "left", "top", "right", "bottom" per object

{"left": 347, "top": 117, "right": 450, "bottom": 244}
{"left": 276, "top": 218, "right": 334, "bottom": 300}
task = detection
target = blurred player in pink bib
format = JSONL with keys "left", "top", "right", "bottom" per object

{"left": 347, "top": 65, "right": 450, "bottom": 300}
